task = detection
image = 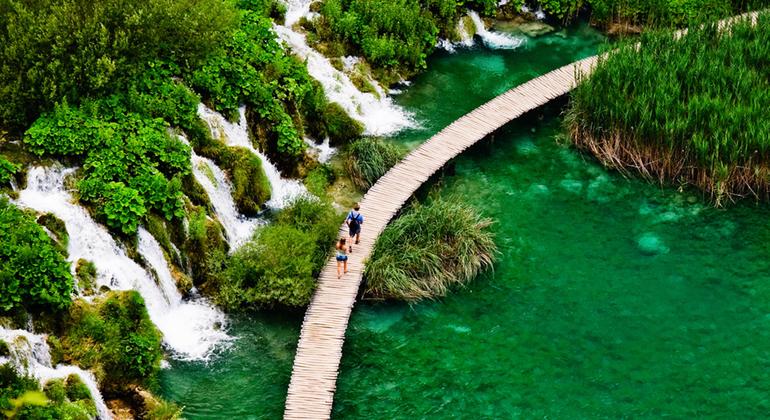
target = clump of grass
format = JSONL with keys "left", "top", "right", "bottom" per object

{"left": 566, "top": 12, "right": 770, "bottom": 205}
{"left": 364, "top": 197, "right": 497, "bottom": 301}
{"left": 345, "top": 138, "right": 404, "bottom": 190}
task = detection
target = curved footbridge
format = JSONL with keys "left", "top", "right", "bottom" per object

{"left": 283, "top": 11, "right": 759, "bottom": 418}
{"left": 283, "top": 55, "right": 598, "bottom": 419}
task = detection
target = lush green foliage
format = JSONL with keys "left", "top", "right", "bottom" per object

{"left": 567, "top": 13, "right": 770, "bottom": 202}
{"left": 25, "top": 100, "right": 191, "bottom": 234}
{"left": 0, "top": 0, "right": 237, "bottom": 128}
{"left": 364, "top": 197, "right": 497, "bottom": 301}
{"left": 346, "top": 138, "right": 404, "bottom": 190}
{"left": 189, "top": 9, "right": 316, "bottom": 157}
{"left": 552, "top": 0, "right": 767, "bottom": 25}
{"left": 49, "top": 292, "right": 163, "bottom": 392}
{"left": 0, "top": 199, "right": 73, "bottom": 312}
{"left": 323, "top": 103, "right": 364, "bottom": 145}
{"left": 0, "top": 155, "right": 18, "bottom": 186}
{"left": 220, "top": 197, "right": 340, "bottom": 309}
{"left": 1, "top": 366, "right": 95, "bottom": 419}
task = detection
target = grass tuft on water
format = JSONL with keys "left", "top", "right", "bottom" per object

{"left": 345, "top": 138, "right": 404, "bottom": 190}
{"left": 566, "top": 12, "right": 770, "bottom": 205}
{"left": 363, "top": 197, "right": 497, "bottom": 301}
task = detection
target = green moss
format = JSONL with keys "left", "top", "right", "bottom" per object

{"left": 53, "top": 291, "right": 163, "bottom": 394}
{"left": 43, "top": 379, "right": 67, "bottom": 404}
{"left": 75, "top": 259, "right": 97, "bottom": 296}
{"left": 229, "top": 148, "right": 271, "bottom": 216}
{"left": 37, "top": 212, "right": 69, "bottom": 252}
{"left": 323, "top": 103, "right": 363, "bottom": 146}
{"left": 65, "top": 374, "right": 92, "bottom": 402}
{"left": 304, "top": 164, "right": 335, "bottom": 197}
{"left": 185, "top": 207, "right": 228, "bottom": 290}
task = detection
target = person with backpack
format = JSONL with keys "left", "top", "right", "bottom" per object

{"left": 346, "top": 203, "right": 364, "bottom": 253}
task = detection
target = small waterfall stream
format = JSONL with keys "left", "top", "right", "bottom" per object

{"left": 0, "top": 328, "right": 112, "bottom": 419}
{"left": 273, "top": 0, "right": 414, "bottom": 136}
{"left": 468, "top": 11, "right": 525, "bottom": 49}
{"left": 15, "top": 166, "right": 231, "bottom": 361}
{"left": 197, "top": 104, "right": 307, "bottom": 210}
{"left": 180, "top": 134, "right": 261, "bottom": 248}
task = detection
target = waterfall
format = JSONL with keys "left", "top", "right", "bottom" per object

{"left": 180, "top": 134, "right": 261, "bottom": 248}
{"left": 273, "top": 0, "right": 414, "bottom": 136}
{"left": 15, "top": 166, "right": 231, "bottom": 361}
{"left": 304, "top": 137, "right": 336, "bottom": 164}
{"left": 197, "top": 104, "right": 307, "bottom": 209}
{"left": 468, "top": 10, "right": 525, "bottom": 49}
{"left": 0, "top": 329, "right": 111, "bottom": 419}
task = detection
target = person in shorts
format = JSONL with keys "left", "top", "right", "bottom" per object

{"left": 346, "top": 203, "right": 364, "bottom": 253}
{"left": 336, "top": 238, "right": 348, "bottom": 279}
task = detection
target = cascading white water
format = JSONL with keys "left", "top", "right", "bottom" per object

{"left": 468, "top": 10, "right": 526, "bottom": 49}
{"left": 15, "top": 166, "right": 231, "bottom": 361}
{"left": 137, "top": 228, "right": 232, "bottom": 359}
{"left": 197, "top": 104, "right": 308, "bottom": 209}
{"left": 0, "top": 328, "right": 112, "bottom": 419}
{"left": 273, "top": 0, "right": 414, "bottom": 136}
{"left": 180, "top": 134, "right": 261, "bottom": 248}
{"left": 304, "top": 137, "right": 336, "bottom": 164}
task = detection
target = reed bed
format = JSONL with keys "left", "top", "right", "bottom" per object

{"left": 345, "top": 138, "right": 404, "bottom": 190}
{"left": 566, "top": 12, "right": 770, "bottom": 204}
{"left": 363, "top": 197, "right": 497, "bottom": 301}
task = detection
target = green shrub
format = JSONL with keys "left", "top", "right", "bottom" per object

{"left": 0, "top": 0, "right": 237, "bottom": 128}
{"left": 0, "top": 364, "right": 96, "bottom": 420}
{"left": 64, "top": 375, "right": 92, "bottom": 403}
{"left": 0, "top": 340, "right": 8, "bottom": 357}
{"left": 220, "top": 197, "right": 340, "bottom": 309}
{"left": 26, "top": 100, "right": 191, "bottom": 234}
{"left": 304, "top": 164, "right": 336, "bottom": 197}
{"left": 323, "top": 103, "right": 364, "bottom": 145}
{"left": 567, "top": 13, "right": 770, "bottom": 203}
{"left": 228, "top": 149, "right": 272, "bottom": 216}
{"left": 346, "top": 138, "right": 404, "bottom": 190}
{"left": 364, "top": 197, "right": 497, "bottom": 301}
{"left": 54, "top": 292, "right": 163, "bottom": 393}
{"left": 0, "top": 199, "right": 73, "bottom": 312}
{"left": 0, "top": 156, "right": 19, "bottom": 186}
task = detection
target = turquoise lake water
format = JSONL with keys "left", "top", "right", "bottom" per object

{"left": 160, "top": 21, "right": 770, "bottom": 418}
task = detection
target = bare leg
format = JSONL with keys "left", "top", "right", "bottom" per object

{"left": 337, "top": 261, "right": 341, "bottom": 279}
{"left": 343, "top": 260, "right": 348, "bottom": 274}
{"left": 349, "top": 235, "right": 354, "bottom": 252}
{"left": 355, "top": 232, "right": 360, "bottom": 244}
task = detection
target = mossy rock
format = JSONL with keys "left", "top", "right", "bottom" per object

{"left": 228, "top": 148, "right": 271, "bottom": 216}
{"left": 37, "top": 212, "right": 68, "bottom": 252}
{"left": 0, "top": 339, "right": 9, "bottom": 357}
{"left": 323, "top": 103, "right": 363, "bottom": 146}
{"left": 75, "top": 259, "right": 97, "bottom": 296}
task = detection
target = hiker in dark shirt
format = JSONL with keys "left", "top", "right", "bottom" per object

{"left": 345, "top": 203, "right": 364, "bottom": 253}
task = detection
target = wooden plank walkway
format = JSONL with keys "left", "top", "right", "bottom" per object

{"left": 283, "top": 11, "right": 760, "bottom": 419}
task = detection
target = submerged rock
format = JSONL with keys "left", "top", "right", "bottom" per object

{"left": 559, "top": 179, "right": 583, "bottom": 194}
{"left": 637, "top": 233, "right": 669, "bottom": 256}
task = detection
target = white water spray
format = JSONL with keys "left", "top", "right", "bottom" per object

{"left": 197, "top": 104, "right": 308, "bottom": 209}
{"left": 15, "top": 166, "right": 231, "bottom": 361}
{"left": 304, "top": 137, "right": 336, "bottom": 164}
{"left": 468, "top": 10, "right": 526, "bottom": 49}
{"left": 0, "top": 329, "right": 111, "bottom": 419}
{"left": 273, "top": 0, "right": 414, "bottom": 136}
{"left": 180, "top": 134, "right": 261, "bottom": 248}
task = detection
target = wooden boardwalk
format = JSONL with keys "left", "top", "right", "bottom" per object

{"left": 283, "top": 55, "right": 598, "bottom": 419}
{"left": 283, "top": 11, "right": 760, "bottom": 419}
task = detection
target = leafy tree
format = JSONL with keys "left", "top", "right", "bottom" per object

{"left": 0, "top": 0, "right": 237, "bottom": 128}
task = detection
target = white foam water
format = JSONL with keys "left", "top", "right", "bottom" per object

{"left": 197, "top": 104, "right": 307, "bottom": 209}
{"left": 304, "top": 137, "right": 336, "bottom": 164}
{"left": 274, "top": 0, "right": 414, "bottom": 136}
{"left": 15, "top": 166, "right": 231, "bottom": 361}
{"left": 0, "top": 328, "right": 111, "bottom": 419}
{"left": 468, "top": 10, "right": 526, "bottom": 49}
{"left": 180, "top": 134, "right": 261, "bottom": 248}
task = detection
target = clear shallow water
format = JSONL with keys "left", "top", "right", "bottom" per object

{"left": 334, "top": 108, "right": 770, "bottom": 417}
{"left": 159, "top": 22, "right": 770, "bottom": 418}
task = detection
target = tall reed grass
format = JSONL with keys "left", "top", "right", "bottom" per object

{"left": 345, "top": 138, "right": 404, "bottom": 190}
{"left": 566, "top": 12, "right": 770, "bottom": 204}
{"left": 364, "top": 197, "right": 497, "bottom": 301}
